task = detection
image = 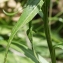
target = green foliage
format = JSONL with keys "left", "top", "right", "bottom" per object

{"left": 41, "top": 0, "right": 56, "bottom": 63}
{"left": 0, "top": 0, "right": 63, "bottom": 63}
{"left": 4, "top": 0, "right": 44, "bottom": 63}
{"left": 3, "top": 10, "right": 18, "bottom": 16}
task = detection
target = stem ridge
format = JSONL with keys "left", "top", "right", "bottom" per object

{"left": 42, "top": 0, "right": 56, "bottom": 63}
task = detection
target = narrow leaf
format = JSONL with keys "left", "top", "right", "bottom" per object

{"left": 3, "top": 10, "right": 18, "bottom": 16}
{"left": 38, "top": 54, "right": 49, "bottom": 63}
{"left": 4, "top": 0, "right": 44, "bottom": 63}
{"left": 55, "top": 44, "right": 63, "bottom": 50}
{"left": 12, "top": 42, "right": 39, "bottom": 63}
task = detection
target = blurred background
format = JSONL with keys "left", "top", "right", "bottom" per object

{"left": 0, "top": 0, "right": 63, "bottom": 63}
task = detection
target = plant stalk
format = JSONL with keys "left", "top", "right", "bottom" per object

{"left": 42, "top": 0, "right": 56, "bottom": 63}
{"left": 27, "top": 21, "right": 39, "bottom": 63}
{"left": 27, "top": 21, "right": 33, "bottom": 50}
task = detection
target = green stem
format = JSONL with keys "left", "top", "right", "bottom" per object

{"left": 27, "top": 21, "right": 39, "bottom": 62}
{"left": 27, "top": 21, "right": 33, "bottom": 50}
{"left": 42, "top": 0, "right": 56, "bottom": 63}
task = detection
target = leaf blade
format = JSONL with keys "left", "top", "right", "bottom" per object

{"left": 4, "top": 0, "right": 44, "bottom": 63}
